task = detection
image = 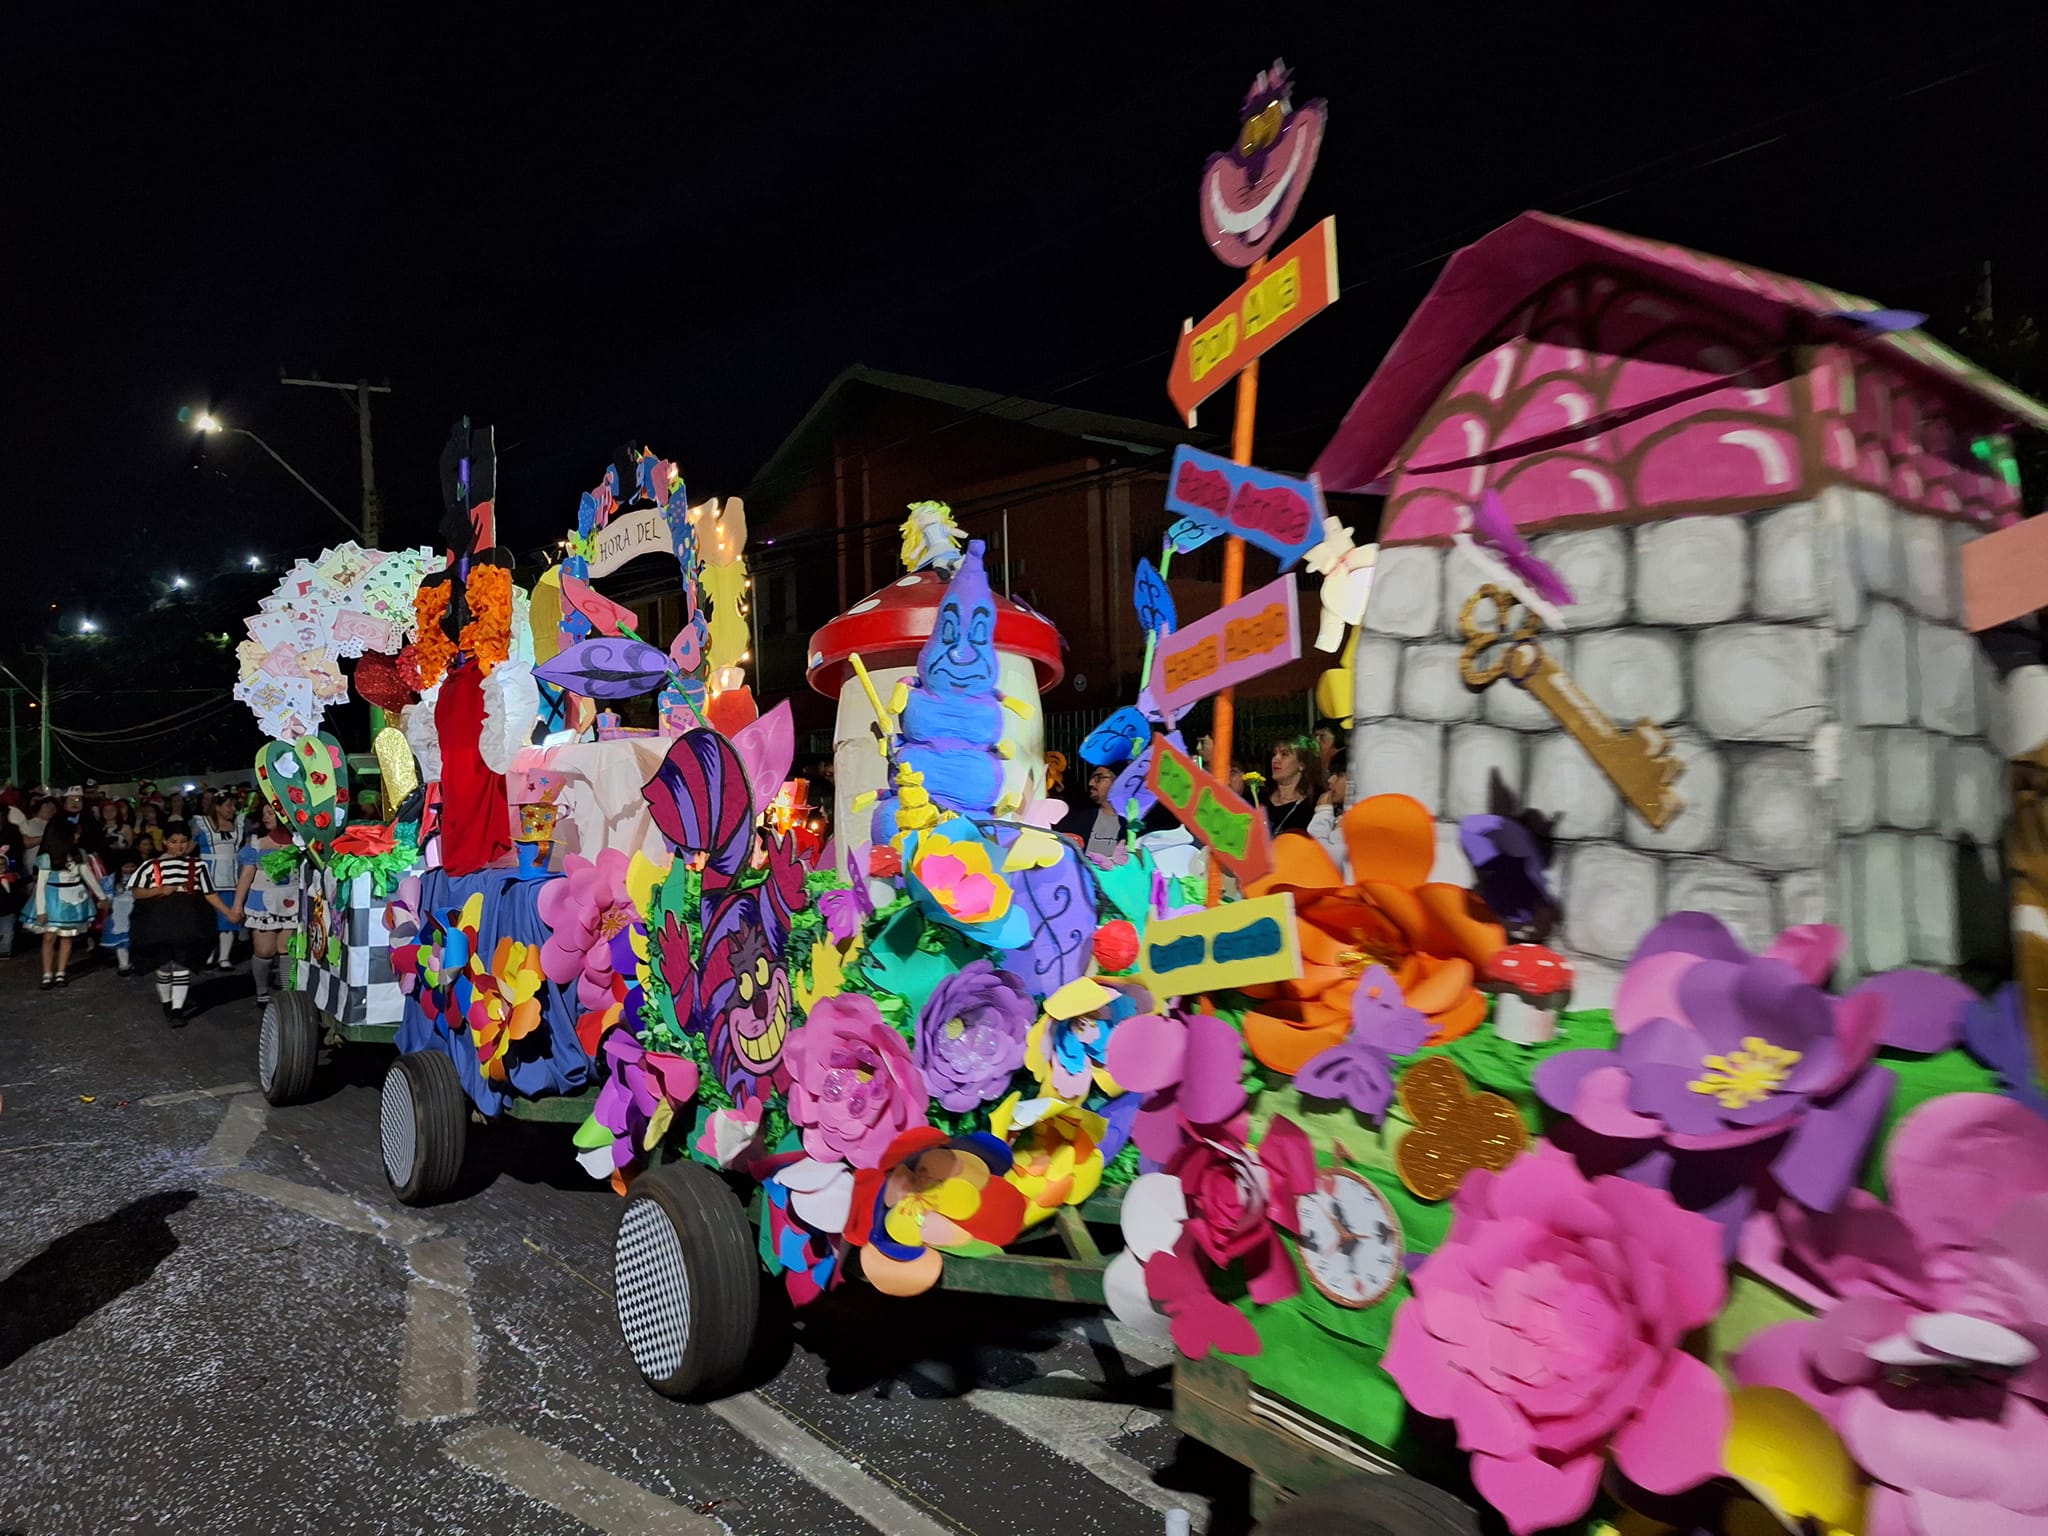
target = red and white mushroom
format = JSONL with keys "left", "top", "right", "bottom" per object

{"left": 1480, "top": 944, "right": 1573, "bottom": 1044}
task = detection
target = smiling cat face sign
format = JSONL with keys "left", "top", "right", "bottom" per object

{"left": 1198, "top": 60, "right": 1327, "bottom": 269}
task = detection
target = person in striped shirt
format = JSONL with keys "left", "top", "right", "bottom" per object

{"left": 129, "top": 825, "right": 242, "bottom": 1024}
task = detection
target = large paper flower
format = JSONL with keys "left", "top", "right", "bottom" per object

{"left": 1535, "top": 914, "right": 1919, "bottom": 1216}
{"left": 914, "top": 960, "right": 1035, "bottom": 1112}
{"left": 1168, "top": 1115, "right": 1314, "bottom": 1300}
{"left": 902, "top": 818, "right": 1030, "bottom": 949}
{"left": 538, "top": 848, "right": 641, "bottom": 1011}
{"left": 1105, "top": 1116, "right": 1315, "bottom": 1359}
{"left": 1735, "top": 1092, "right": 2048, "bottom": 1536}
{"left": 1242, "top": 794, "right": 1505, "bottom": 1073}
{"left": 784, "top": 994, "right": 930, "bottom": 1169}
{"left": 574, "top": 1028, "right": 701, "bottom": 1186}
{"left": 1102, "top": 1010, "right": 1250, "bottom": 1164}
{"left": 990, "top": 1093, "right": 1108, "bottom": 1228}
{"left": 1384, "top": 1145, "right": 1730, "bottom": 1535}
{"left": 846, "top": 1127, "right": 1028, "bottom": 1296}
{"left": 1025, "top": 977, "right": 1152, "bottom": 1102}
{"left": 467, "top": 935, "right": 549, "bottom": 1081}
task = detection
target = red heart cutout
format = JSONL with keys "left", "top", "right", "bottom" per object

{"left": 313, "top": 813, "right": 331, "bottom": 828}
{"left": 311, "top": 772, "right": 328, "bottom": 785}
{"left": 295, "top": 810, "right": 310, "bottom": 823}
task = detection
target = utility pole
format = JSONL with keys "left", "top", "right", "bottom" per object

{"left": 38, "top": 652, "right": 49, "bottom": 788}
{"left": 0, "top": 655, "right": 53, "bottom": 788}
{"left": 3, "top": 687, "right": 15, "bottom": 788}
{"left": 282, "top": 375, "right": 392, "bottom": 547}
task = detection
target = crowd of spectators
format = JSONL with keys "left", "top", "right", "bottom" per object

{"left": 0, "top": 778, "right": 292, "bottom": 1019}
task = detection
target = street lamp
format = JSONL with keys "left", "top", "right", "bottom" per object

{"left": 189, "top": 410, "right": 363, "bottom": 539}
{"left": 78, "top": 618, "right": 98, "bottom": 634}
{"left": 171, "top": 575, "right": 188, "bottom": 590}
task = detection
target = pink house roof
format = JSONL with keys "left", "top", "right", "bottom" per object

{"left": 1312, "top": 211, "right": 2048, "bottom": 494}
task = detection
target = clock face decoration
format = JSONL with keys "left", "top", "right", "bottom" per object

{"left": 1296, "top": 1169, "right": 1403, "bottom": 1308}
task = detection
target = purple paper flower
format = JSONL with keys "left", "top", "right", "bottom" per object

{"left": 1293, "top": 964, "right": 1431, "bottom": 1121}
{"left": 1535, "top": 913, "right": 1904, "bottom": 1219}
{"left": 1457, "top": 813, "right": 1553, "bottom": 933}
{"left": 914, "top": 959, "right": 1035, "bottom": 1112}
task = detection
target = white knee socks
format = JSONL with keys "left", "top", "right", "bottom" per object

{"left": 216, "top": 932, "right": 234, "bottom": 964}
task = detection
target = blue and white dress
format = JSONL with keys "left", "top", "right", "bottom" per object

{"left": 193, "top": 818, "right": 243, "bottom": 933}
{"left": 236, "top": 840, "right": 301, "bottom": 931}
{"left": 28, "top": 854, "right": 105, "bottom": 936}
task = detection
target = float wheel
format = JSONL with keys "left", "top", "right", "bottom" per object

{"left": 613, "top": 1160, "right": 759, "bottom": 1399}
{"left": 258, "top": 991, "right": 322, "bottom": 1106}
{"left": 380, "top": 1050, "right": 468, "bottom": 1204}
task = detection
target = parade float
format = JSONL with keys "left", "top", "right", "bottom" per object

{"left": 224, "top": 64, "right": 2048, "bottom": 1536}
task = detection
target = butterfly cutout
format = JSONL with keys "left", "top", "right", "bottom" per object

{"left": 1002, "top": 827, "right": 1066, "bottom": 872}
{"left": 1144, "top": 1235, "right": 1263, "bottom": 1360}
{"left": 1394, "top": 1055, "right": 1528, "bottom": 1201}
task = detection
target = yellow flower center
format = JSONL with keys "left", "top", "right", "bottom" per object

{"left": 1688, "top": 1037, "right": 1802, "bottom": 1109}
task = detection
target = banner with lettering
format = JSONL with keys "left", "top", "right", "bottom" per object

{"left": 1167, "top": 216, "right": 1338, "bottom": 425}
{"left": 1163, "top": 446, "right": 1326, "bottom": 568}
{"left": 1148, "top": 573, "right": 1302, "bottom": 718}
{"left": 1144, "top": 733, "right": 1273, "bottom": 883}
{"left": 587, "top": 505, "right": 679, "bottom": 579}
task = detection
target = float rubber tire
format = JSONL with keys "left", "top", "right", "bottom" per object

{"left": 380, "top": 1050, "right": 468, "bottom": 1205}
{"left": 1252, "top": 1472, "right": 1481, "bottom": 1536}
{"left": 613, "top": 1161, "right": 759, "bottom": 1400}
{"left": 258, "top": 990, "right": 322, "bottom": 1106}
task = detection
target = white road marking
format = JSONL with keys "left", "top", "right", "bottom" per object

{"left": 399, "top": 1238, "right": 478, "bottom": 1424}
{"left": 443, "top": 1423, "right": 731, "bottom": 1535}
{"left": 709, "top": 1392, "right": 962, "bottom": 1536}
{"left": 907, "top": 1363, "right": 1203, "bottom": 1530}
{"left": 141, "top": 1080, "right": 260, "bottom": 1106}
{"left": 214, "top": 1167, "right": 443, "bottom": 1246}
{"left": 198, "top": 1093, "right": 267, "bottom": 1170}
{"left": 1091, "top": 1315, "right": 1176, "bottom": 1372}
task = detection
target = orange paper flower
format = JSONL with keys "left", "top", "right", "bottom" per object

{"left": 413, "top": 580, "right": 456, "bottom": 689}
{"left": 1242, "top": 794, "right": 1504, "bottom": 1073}
{"left": 460, "top": 564, "right": 513, "bottom": 677}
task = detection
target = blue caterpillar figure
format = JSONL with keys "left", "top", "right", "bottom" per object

{"left": 871, "top": 539, "right": 1024, "bottom": 842}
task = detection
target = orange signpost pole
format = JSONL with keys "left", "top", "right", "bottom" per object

{"left": 1206, "top": 261, "right": 1265, "bottom": 905}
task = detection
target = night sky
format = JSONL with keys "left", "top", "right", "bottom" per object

{"left": 7, "top": 5, "right": 2044, "bottom": 769}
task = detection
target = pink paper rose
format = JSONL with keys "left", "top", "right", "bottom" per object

{"left": 1384, "top": 1144, "right": 1730, "bottom": 1536}
{"left": 1735, "top": 1092, "right": 2048, "bottom": 1536}
{"left": 784, "top": 994, "right": 929, "bottom": 1169}
{"left": 537, "top": 848, "right": 636, "bottom": 1011}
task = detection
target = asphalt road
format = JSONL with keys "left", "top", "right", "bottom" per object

{"left": 0, "top": 946, "right": 1249, "bottom": 1536}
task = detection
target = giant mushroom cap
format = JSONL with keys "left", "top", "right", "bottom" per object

{"left": 805, "top": 569, "right": 1065, "bottom": 698}
{"left": 1480, "top": 943, "right": 1573, "bottom": 1002}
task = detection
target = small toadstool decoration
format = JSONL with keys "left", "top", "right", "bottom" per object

{"left": 1481, "top": 943, "right": 1573, "bottom": 1045}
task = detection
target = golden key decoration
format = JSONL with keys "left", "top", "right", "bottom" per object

{"left": 1457, "top": 585, "right": 1685, "bottom": 830}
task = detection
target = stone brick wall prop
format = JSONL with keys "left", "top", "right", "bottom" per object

{"left": 1350, "top": 488, "right": 2006, "bottom": 1001}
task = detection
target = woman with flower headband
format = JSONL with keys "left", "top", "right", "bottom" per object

{"left": 1262, "top": 735, "right": 1343, "bottom": 859}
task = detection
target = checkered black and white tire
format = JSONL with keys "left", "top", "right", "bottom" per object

{"left": 380, "top": 1050, "right": 467, "bottom": 1205}
{"left": 258, "top": 991, "right": 322, "bottom": 1106}
{"left": 613, "top": 1162, "right": 758, "bottom": 1400}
